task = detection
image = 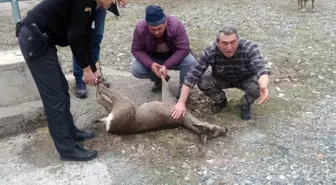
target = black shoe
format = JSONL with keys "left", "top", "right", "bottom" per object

{"left": 74, "top": 130, "right": 95, "bottom": 142}
{"left": 241, "top": 106, "right": 251, "bottom": 120}
{"left": 60, "top": 144, "right": 98, "bottom": 161}
{"left": 151, "top": 75, "right": 170, "bottom": 92}
{"left": 75, "top": 82, "right": 87, "bottom": 99}
{"left": 213, "top": 98, "right": 228, "bottom": 112}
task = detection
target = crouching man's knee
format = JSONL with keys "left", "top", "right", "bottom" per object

{"left": 197, "top": 74, "right": 216, "bottom": 91}
{"left": 245, "top": 83, "right": 260, "bottom": 99}
{"left": 131, "top": 59, "right": 150, "bottom": 79}
{"left": 131, "top": 64, "right": 141, "bottom": 78}
{"left": 181, "top": 54, "right": 197, "bottom": 68}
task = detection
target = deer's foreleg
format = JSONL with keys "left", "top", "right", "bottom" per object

{"left": 97, "top": 83, "right": 123, "bottom": 105}
{"left": 97, "top": 85, "right": 113, "bottom": 112}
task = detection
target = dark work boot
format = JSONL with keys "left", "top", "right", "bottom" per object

{"left": 151, "top": 75, "right": 170, "bottom": 92}
{"left": 151, "top": 79, "right": 162, "bottom": 92}
{"left": 74, "top": 130, "right": 95, "bottom": 142}
{"left": 240, "top": 105, "right": 252, "bottom": 120}
{"left": 60, "top": 144, "right": 98, "bottom": 161}
{"left": 213, "top": 98, "right": 228, "bottom": 112}
{"left": 75, "top": 82, "right": 87, "bottom": 99}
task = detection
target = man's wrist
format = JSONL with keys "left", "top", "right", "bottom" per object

{"left": 84, "top": 66, "right": 93, "bottom": 73}
{"left": 84, "top": 66, "right": 90, "bottom": 71}
{"left": 177, "top": 100, "right": 186, "bottom": 106}
{"left": 163, "top": 64, "right": 170, "bottom": 70}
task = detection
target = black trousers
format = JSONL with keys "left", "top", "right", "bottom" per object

{"left": 18, "top": 25, "right": 78, "bottom": 153}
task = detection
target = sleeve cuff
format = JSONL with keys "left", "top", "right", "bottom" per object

{"left": 90, "top": 64, "right": 97, "bottom": 73}
{"left": 258, "top": 71, "right": 270, "bottom": 79}
{"left": 183, "top": 81, "right": 195, "bottom": 89}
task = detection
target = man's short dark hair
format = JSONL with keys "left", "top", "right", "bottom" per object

{"left": 217, "top": 27, "right": 238, "bottom": 40}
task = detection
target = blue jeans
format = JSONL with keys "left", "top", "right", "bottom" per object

{"left": 72, "top": 8, "right": 107, "bottom": 84}
{"left": 131, "top": 53, "right": 197, "bottom": 85}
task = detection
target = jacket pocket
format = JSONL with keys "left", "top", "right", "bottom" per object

{"left": 18, "top": 26, "right": 49, "bottom": 62}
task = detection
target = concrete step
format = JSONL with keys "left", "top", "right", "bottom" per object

{"left": 0, "top": 100, "right": 45, "bottom": 137}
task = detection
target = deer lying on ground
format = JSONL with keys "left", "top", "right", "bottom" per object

{"left": 95, "top": 75, "right": 228, "bottom": 144}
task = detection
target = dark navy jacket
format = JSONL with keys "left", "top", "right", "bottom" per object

{"left": 21, "top": 0, "right": 98, "bottom": 72}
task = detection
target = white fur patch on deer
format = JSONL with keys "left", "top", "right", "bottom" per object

{"left": 105, "top": 113, "right": 114, "bottom": 132}
{"left": 98, "top": 113, "right": 114, "bottom": 132}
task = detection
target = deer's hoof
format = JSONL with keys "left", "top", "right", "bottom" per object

{"left": 200, "top": 134, "right": 208, "bottom": 145}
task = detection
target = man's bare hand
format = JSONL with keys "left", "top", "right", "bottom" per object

{"left": 151, "top": 63, "right": 162, "bottom": 77}
{"left": 171, "top": 102, "right": 187, "bottom": 119}
{"left": 171, "top": 85, "right": 192, "bottom": 119}
{"left": 258, "top": 74, "right": 270, "bottom": 104}
{"left": 159, "top": 65, "right": 168, "bottom": 79}
{"left": 83, "top": 67, "right": 97, "bottom": 85}
{"left": 94, "top": 70, "right": 102, "bottom": 79}
{"left": 94, "top": 64, "right": 103, "bottom": 78}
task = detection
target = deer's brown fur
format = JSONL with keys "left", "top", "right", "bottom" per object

{"left": 96, "top": 75, "right": 227, "bottom": 144}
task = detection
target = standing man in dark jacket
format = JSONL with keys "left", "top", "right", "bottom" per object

{"left": 171, "top": 27, "right": 271, "bottom": 121}
{"left": 131, "top": 5, "right": 197, "bottom": 97}
{"left": 73, "top": 0, "right": 126, "bottom": 98}
{"left": 17, "top": 0, "right": 114, "bottom": 161}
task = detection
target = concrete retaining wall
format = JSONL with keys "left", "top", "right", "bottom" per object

{"left": 0, "top": 50, "right": 40, "bottom": 107}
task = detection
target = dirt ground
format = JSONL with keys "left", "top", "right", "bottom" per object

{"left": 0, "top": 0, "right": 335, "bottom": 184}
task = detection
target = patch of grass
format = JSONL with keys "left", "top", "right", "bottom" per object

{"left": 186, "top": 82, "right": 321, "bottom": 128}
{"left": 238, "top": 30, "right": 267, "bottom": 42}
{"left": 187, "top": 28, "right": 216, "bottom": 58}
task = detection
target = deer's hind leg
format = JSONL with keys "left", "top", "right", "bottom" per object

{"left": 183, "top": 112, "right": 227, "bottom": 144}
